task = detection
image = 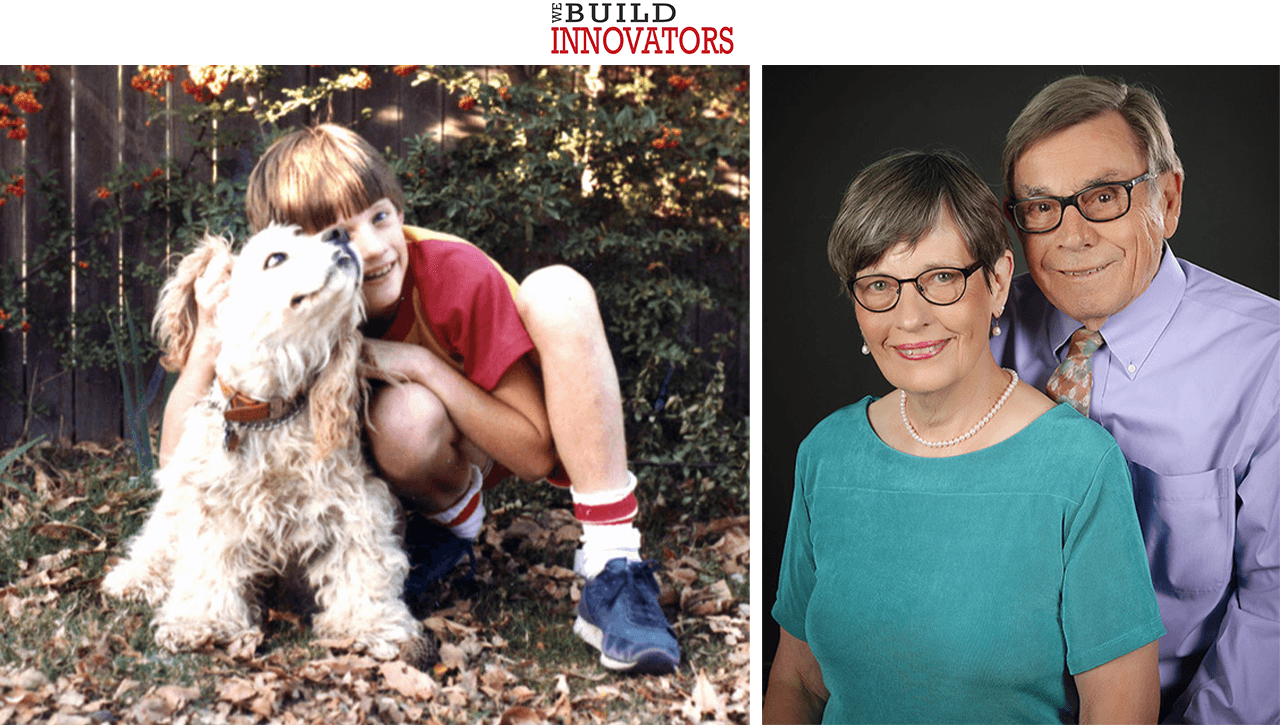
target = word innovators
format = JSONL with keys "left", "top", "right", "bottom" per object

{"left": 551, "top": 25, "right": 734, "bottom": 54}
{"left": 552, "top": 2, "right": 677, "bottom": 23}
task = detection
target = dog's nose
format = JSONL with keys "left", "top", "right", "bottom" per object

{"left": 331, "top": 241, "right": 360, "bottom": 276}
{"left": 333, "top": 244, "right": 359, "bottom": 270}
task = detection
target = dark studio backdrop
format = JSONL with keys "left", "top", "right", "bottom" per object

{"left": 760, "top": 66, "right": 1280, "bottom": 688}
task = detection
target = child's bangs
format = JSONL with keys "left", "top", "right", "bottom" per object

{"left": 282, "top": 161, "right": 382, "bottom": 234}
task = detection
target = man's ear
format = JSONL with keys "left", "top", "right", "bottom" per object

{"left": 1159, "top": 171, "right": 1184, "bottom": 239}
{"left": 991, "top": 248, "right": 1015, "bottom": 314}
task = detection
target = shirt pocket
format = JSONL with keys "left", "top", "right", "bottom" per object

{"left": 1128, "top": 463, "right": 1235, "bottom": 594}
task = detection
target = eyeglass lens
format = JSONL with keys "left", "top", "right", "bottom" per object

{"left": 1013, "top": 182, "right": 1132, "bottom": 232}
{"left": 853, "top": 268, "right": 969, "bottom": 311}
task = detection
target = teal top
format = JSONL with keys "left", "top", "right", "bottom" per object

{"left": 773, "top": 398, "right": 1164, "bottom": 724}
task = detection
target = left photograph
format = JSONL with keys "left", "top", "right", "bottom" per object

{"left": 0, "top": 65, "right": 748, "bottom": 723}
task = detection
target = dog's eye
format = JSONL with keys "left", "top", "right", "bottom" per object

{"left": 264, "top": 252, "right": 288, "bottom": 270}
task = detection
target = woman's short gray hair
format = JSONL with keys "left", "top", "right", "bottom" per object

{"left": 1001, "top": 75, "right": 1183, "bottom": 200}
{"left": 827, "top": 150, "right": 1010, "bottom": 301}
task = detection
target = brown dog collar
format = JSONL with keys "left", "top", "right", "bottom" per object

{"left": 219, "top": 380, "right": 307, "bottom": 451}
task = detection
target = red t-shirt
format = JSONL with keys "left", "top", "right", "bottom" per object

{"left": 380, "top": 226, "right": 533, "bottom": 391}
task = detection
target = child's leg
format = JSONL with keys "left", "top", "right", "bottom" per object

{"left": 515, "top": 265, "right": 629, "bottom": 496}
{"left": 367, "top": 381, "right": 485, "bottom": 539}
{"left": 516, "top": 265, "right": 641, "bottom": 567}
{"left": 515, "top": 265, "right": 679, "bottom": 673}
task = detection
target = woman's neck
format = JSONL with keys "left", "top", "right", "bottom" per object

{"left": 899, "top": 360, "right": 1013, "bottom": 450}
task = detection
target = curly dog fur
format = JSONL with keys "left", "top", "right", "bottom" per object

{"left": 103, "top": 225, "right": 428, "bottom": 663}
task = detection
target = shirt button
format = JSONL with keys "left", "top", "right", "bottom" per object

{"left": 1127, "top": 364, "right": 1137, "bottom": 374}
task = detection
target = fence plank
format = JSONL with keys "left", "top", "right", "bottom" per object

{"left": 23, "top": 66, "right": 74, "bottom": 444}
{"left": 352, "top": 69, "right": 407, "bottom": 159}
{"left": 167, "top": 73, "right": 214, "bottom": 248}
{"left": 395, "top": 70, "right": 447, "bottom": 162}
{"left": 119, "top": 64, "right": 171, "bottom": 445}
{"left": 72, "top": 65, "right": 124, "bottom": 444}
{"left": 0, "top": 65, "right": 26, "bottom": 444}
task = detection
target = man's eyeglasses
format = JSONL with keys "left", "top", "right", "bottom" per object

{"left": 846, "top": 262, "right": 984, "bottom": 313}
{"left": 1007, "top": 171, "right": 1158, "bottom": 234}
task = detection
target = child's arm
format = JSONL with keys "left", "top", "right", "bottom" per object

{"left": 157, "top": 258, "right": 230, "bottom": 467}
{"left": 363, "top": 337, "right": 556, "bottom": 482}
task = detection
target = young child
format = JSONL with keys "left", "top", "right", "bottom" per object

{"left": 157, "top": 124, "right": 679, "bottom": 674}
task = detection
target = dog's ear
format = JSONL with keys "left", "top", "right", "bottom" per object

{"left": 309, "top": 328, "right": 365, "bottom": 459}
{"left": 153, "top": 233, "right": 233, "bottom": 372}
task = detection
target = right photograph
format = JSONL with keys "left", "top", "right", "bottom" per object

{"left": 760, "top": 66, "right": 1279, "bottom": 723}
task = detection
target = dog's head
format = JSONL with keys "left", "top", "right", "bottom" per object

{"left": 156, "top": 224, "right": 367, "bottom": 456}
{"left": 216, "top": 224, "right": 363, "bottom": 393}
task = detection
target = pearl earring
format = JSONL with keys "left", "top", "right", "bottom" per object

{"left": 991, "top": 320, "right": 1002, "bottom": 337}
{"left": 861, "top": 341, "right": 870, "bottom": 355}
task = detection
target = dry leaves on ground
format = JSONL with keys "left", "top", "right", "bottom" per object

{"left": 0, "top": 443, "right": 750, "bottom": 724}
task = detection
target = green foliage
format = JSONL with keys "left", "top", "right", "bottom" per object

{"left": 107, "top": 299, "right": 161, "bottom": 477}
{"left": 0, "top": 66, "right": 748, "bottom": 518}
{"left": 0, "top": 435, "right": 44, "bottom": 500}
{"left": 401, "top": 66, "right": 749, "bottom": 518}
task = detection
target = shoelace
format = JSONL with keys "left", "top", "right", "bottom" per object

{"left": 591, "top": 560, "right": 668, "bottom": 629}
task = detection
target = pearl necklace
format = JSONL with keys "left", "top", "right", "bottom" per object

{"left": 900, "top": 368, "right": 1019, "bottom": 448}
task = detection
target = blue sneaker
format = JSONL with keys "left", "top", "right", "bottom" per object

{"left": 402, "top": 517, "right": 473, "bottom": 597}
{"left": 574, "top": 558, "right": 680, "bottom": 673}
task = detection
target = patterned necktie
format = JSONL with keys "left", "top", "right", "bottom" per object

{"left": 1046, "top": 327, "right": 1105, "bottom": 415}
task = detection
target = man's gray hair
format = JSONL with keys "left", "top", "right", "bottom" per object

{"left": 1001, "top": 75, "right": 1183, "bottom": 200}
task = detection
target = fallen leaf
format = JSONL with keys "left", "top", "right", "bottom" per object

{"left": 499, "top": 705, "right": 546, "bottom": 724}
{"left": 554, "top": 674, "right": 570, "bottom": 698}
{"left": 380, "top": 661, "right": 437, "bottom": 701}
{"left": 437, "top": 642, "right": 467, "bottom": 671}
{"left": 666, "top": 567, "right": 699, "bottom": 587}
{"left": 155, "top": 684, "right": 199, "bottom": 711}
{"left": 112, "top": 679, "right": 141, "bottom": 701}
{"left": 681, "top": 579, "right": 734, "bottom": 616}
{"left": 46, "top": 713, "right": 92, "bottom": 725}
{"left": 13, "top": 668, "right": 50, "bottom": 691}
{"left": 49, "top": 496, "right": 87, "bottom": 513}
{"left": 683, "top": 669, "right": 725, "bottom": 721}
{"left": 217, "top": 677, "right": 257, "bottom": 704}
{"left": 225, "top": 629, "right": 264, "bottom": 660}
{"left": 506, "top": 685, "right": 538, "bottom": 704}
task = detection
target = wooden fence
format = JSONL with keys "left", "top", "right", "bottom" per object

{"left": 0, "top": 65, "right": 749, "bottom": 450}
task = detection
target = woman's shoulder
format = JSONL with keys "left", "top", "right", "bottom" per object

{"left": 1000, "top": 399, "right": 1129, "bottom": 498}
{"left": 1023, "top": 403, "right": 1120, "bottom": 452}
{"left": 801, "top": 397, "right": 876, "bottom": 450}
{"left": 997, "top": 382, "right": 1114, "bottom": 450}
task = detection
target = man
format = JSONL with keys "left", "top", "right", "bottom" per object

{"left": 992, "top": 75, "right": 1279, "bottom": 723}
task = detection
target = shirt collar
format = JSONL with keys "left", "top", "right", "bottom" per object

{"left": 1048, "top": 244, "right": 1186, "bottom": 378}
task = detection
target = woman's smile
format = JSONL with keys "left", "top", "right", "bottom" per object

{"left": 892, "top": 339, "right": 949, "bottom": 360}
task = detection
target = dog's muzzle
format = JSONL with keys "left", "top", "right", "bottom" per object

{"left": 323, "top": 228, "right": 360, "bottom": 277}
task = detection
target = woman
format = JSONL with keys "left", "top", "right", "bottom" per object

{"left": 763, "top": 151, "right": 1163, "bottom": 723}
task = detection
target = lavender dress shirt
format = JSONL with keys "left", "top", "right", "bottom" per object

{"left": 992, "top": 245, "right": 1279, "bottom": 724}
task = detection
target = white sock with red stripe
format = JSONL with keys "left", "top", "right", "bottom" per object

{"left": 428, "top": 464, "right": 485, "bottom": 541}
{"left": 573, "top": 471, "right": 643, "bottom": 578}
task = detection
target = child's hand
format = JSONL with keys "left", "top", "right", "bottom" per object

{"left": 194, "top": 252, "right": 232, "bottom": 335}
{"left": 360, "top": 337, "right": 421, "bottom": 384}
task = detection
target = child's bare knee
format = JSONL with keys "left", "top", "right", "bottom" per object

{"left": 367, "top": 383, "right": 455, "bottom": 480}
{"left": 517, "top": 265, "right": 600, "bottom": 326}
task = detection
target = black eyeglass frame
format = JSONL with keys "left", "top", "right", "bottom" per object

{"left": 1006, "top": 171, "right": 1158, "bottom": 234}
{"left": 1008, "top": 171, "right": 1162, "bottom": 234}
{"left": 846, "top": 261, "right": 985, "bottom": 313}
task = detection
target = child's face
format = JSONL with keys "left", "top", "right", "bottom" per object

{"left": 321, "top": 198, "right": 407, "bottom": 321}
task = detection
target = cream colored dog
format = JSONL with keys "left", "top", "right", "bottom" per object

{"left": 102, "top": 225, "right": 427, "bottom": 663}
